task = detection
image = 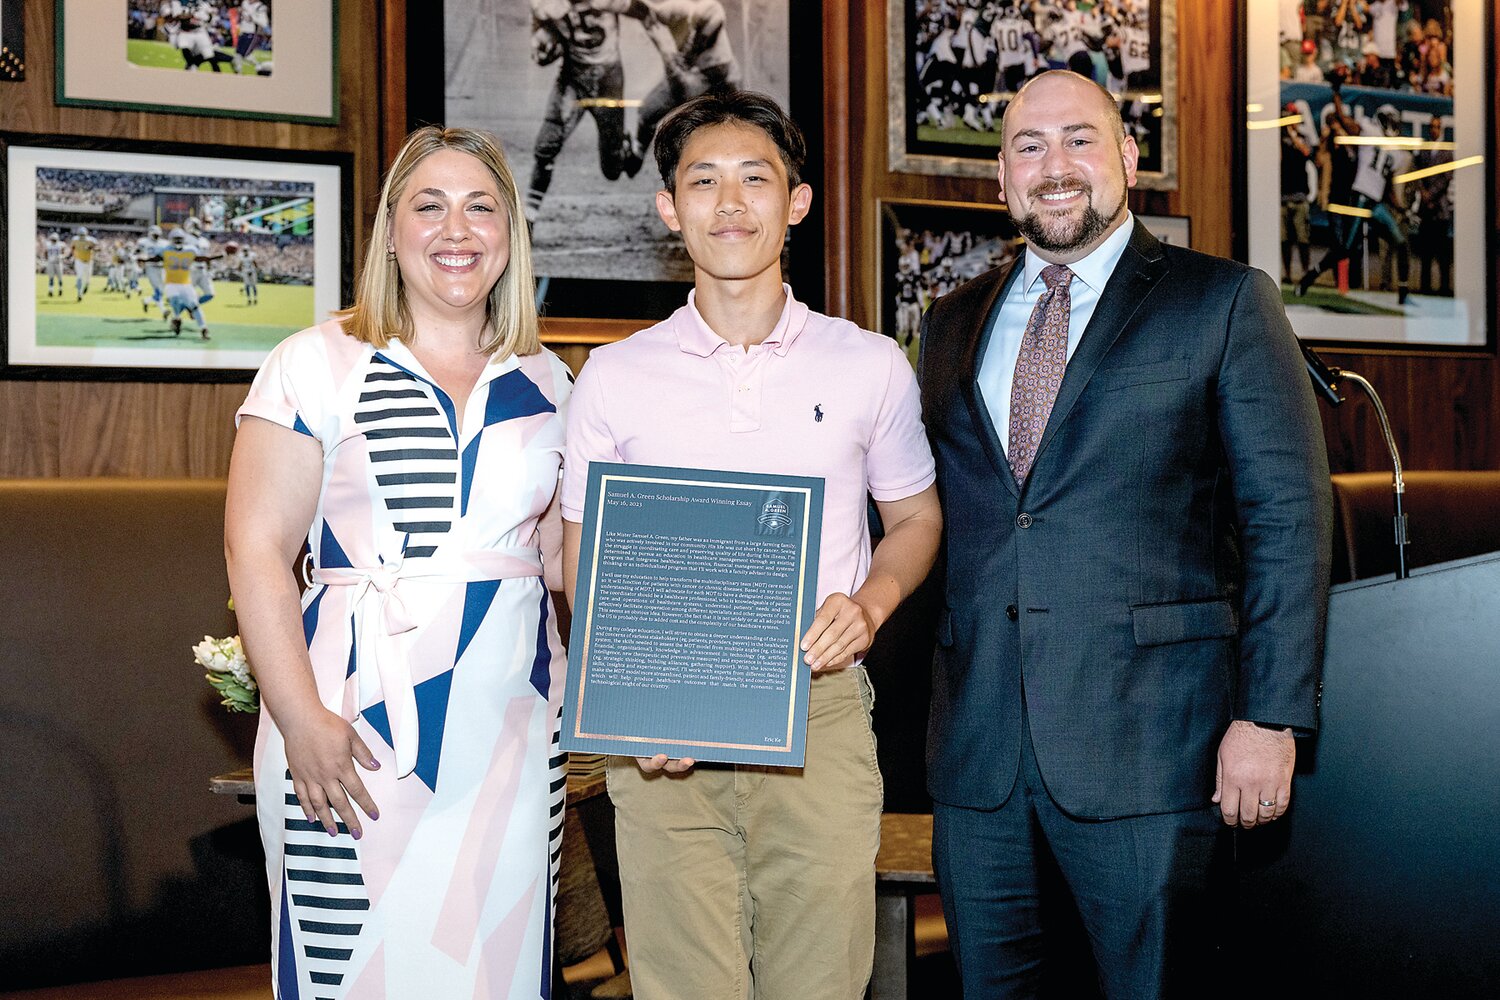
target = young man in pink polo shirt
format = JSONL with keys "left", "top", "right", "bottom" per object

{"left": 561, "top": 91, "right": 942, "bottom": 999}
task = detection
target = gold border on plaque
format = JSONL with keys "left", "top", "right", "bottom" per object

{"left": 572, "top": 473, "right": 815, "bottom": 753}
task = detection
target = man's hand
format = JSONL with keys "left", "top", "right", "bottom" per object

{"left": 800, "top": 593, "right": 876, "bottom": 674}
{"left": 636, "top": 753, "right": 696, "bottom": 774}
{"left": 1213, "top": 720, "right": 1295, "bottom": 828}
{"left": 795, "top": 486, "right": 941, "bottom": 675}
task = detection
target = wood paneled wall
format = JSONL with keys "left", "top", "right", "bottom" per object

{"left": 3, "top": 1, "right": 1496, "bottom": 478}
{"left": 0, "top": 0, "right": 390, "bottom": 477}
{"left": 830, "top": 2, "right": 1500, "bottom": 475}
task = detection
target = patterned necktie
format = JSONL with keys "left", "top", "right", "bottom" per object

{"left": 1007, "top": 264, "right": 1073, "bottom": 485}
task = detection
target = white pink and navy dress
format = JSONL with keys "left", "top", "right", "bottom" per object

{"left": 238, "top": 320, "right": 571, "bottom": 999}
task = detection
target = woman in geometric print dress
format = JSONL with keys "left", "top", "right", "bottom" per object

{"left": 226, "top": 126, "right": 571, "bottom": 999}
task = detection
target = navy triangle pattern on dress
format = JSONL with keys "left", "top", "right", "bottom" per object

{"left": 485, "top": 369, "right": 556, "bottom": 427}
{"left": 529, "top": 590, "right": 552, "bottom": 699}
{"left": 319, "top": 521, "right": 353, "bottom": 569}
{"left": 460, "top": 370, "right": 558, "bottom": 516}
{"left": 301, "top": 586, "right": 328, "bottom": 648}
{"left": 356, "top": 668, "right": 458, "bottom": 793}
{"left": 362, "top": 701, "right": 392, "bottom": 751}
{"left": 457, "top": 580, "right": 502, "bottom": 663}
{"left": 411, "top": 669, "right": 456, "bottom": 792}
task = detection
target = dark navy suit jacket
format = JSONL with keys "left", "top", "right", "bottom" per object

{"left": 919, "top": 221, "right": 1333, "bottom": 818}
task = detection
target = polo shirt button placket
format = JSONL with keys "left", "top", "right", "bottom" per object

{"left": 729, "top": 352, "right": 763, "bottom": 433}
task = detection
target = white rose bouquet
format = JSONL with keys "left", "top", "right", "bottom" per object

{"left": 193, "top": 599, "right": 258, "bottom": 713}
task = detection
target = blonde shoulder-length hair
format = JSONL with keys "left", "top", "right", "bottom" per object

{"left": 335, "top": 126, "right": 540, "bottom": 358}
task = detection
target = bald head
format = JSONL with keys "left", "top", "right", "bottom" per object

{"left": 993, "top": 70, "right": 1138, "bottom": 264}
{"left": 1001, "top": 71, "right": 1126, "bottom": 151}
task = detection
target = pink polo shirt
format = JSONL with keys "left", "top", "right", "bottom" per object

{"left": 562, "top": 286, "right": 936, "bottom": 609}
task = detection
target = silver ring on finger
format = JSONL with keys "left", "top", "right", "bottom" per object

{"left": 1258, "top": 798, "right": 1277, "bottom": 809}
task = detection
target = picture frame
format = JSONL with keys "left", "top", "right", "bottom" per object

{"left": 876, "top": 198, "right": 1021, "bottom": 366}
{"left": 1, "top": 0, "right": 23, "bottom": 81}
{"left": 875, "top": 201, "right": 1194, "bottom": 367}
{"left": 1137, "top": 211, "right": 1190, "bottom": 248}
{"left": 55, "top": 0, "right": 339, "bottom": 125}
{"left": 1, "top": 134, "right": 350, "bottom": 382}
{"left": 1243, "top": 0, "right": 1492, "bottom": 351}
{"left": 887, "top": 0, "right": 1178, "bottom": 189}
{"left": 429, "top": 0, "right": 824, "bottom": 328}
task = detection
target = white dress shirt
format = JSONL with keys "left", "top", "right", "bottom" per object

{"left": 976, "top": 214, "right": 1136, "bottom": 451}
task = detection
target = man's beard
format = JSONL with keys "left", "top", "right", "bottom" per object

{"left": 1014, "top": 185, "right": 1126, "bottom": 255}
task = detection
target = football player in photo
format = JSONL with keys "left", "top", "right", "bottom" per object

{"left": 626, "top": 0, "right": 744, "bottom": 173}
{"left": 70, "top": 226, "right": 100, "bottom": 301}
{"left": 525, "top": 0, "right": 663, "bottom": 226}
{"left": 41, "top": 231, "right": 67, "bottom": 299}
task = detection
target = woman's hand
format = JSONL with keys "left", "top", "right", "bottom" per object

{"left": 282, "top": 706, "right": 382, "bottom": 838}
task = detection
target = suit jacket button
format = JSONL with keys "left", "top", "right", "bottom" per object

{"left": 1016, "top": 512, "right": 1033, "bottom": 528}
{"left": 1006, "top": 605, "right": 1019, "bottom": 621}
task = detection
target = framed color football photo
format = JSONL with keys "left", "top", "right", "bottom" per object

{"left": 56, "top": 0, "right": 339, "bottom": 124}
{"left": 888, "top": 0, "right": 1178, "bottom": 188}
{"left": 877, "top": 198, "right": 1021, "bottom": 367}
{"left": 1243, "top": 0, "right": 1491, "bottom": 350}
{"left": 2, "top": 135, "right": 348, "bottom": 380}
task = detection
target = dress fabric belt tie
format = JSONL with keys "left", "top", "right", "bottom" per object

{"left": 308, "top": 547, "right": 544, "bottom": 778}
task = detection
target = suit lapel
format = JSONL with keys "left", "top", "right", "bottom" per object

{"left": 1028, "top": 220, "right": 1168, "bottom": 481}
{"left": 958, "top": 259, "right": 1023, "bottom": 498}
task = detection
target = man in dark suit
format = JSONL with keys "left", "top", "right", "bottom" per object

{"left": 919, "top": 70, "right": 1332, "bottom": 997}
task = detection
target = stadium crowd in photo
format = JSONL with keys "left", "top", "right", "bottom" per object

{"left": 31, "top": 166, "right": 316, "bottom": 351}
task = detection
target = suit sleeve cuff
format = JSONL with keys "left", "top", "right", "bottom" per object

{"left": 1250, "top": 720, "right": 1315, "bottom": 738}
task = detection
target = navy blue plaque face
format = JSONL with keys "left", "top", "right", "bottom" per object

{"left": 562, "top": 463, "right": 824, "bottom": 766}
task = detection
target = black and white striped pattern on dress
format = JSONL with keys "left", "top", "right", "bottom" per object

{"left": 357, "top": 356, "right": 457, "bottom": 560}
{"left": 281, "top": 769, "right": 369, "bottom": 998}
{"left": 549, "top": 705, "right": 566, "bottom": 894}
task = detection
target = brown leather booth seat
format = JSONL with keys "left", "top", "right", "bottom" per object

{"left": 1330, "top": 471, "right": 1500, "bottom": 583}
{"left": 0, "top": 479, "right": 264, "bottom": 990}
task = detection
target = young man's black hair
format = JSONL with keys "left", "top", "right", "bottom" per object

{"left": 652, "top": 89, "right": 807, "bottom": 193}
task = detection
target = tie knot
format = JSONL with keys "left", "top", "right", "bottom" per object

{"left": 1041, "top": 264, "right": 1073, "bottom": 292}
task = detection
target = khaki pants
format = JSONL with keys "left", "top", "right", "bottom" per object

{"left": 607, "top": 666, "right": 883, "bottom": 1000}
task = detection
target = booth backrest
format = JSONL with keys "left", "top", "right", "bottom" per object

{"left": 4, "top": 471, "right": 1496, "bottom": 985}
{"left": 1330, "top": 471, "right": 1500, "bottom": 583}
{"left": 0, "top": 479, "right": 265, "bottom": 990}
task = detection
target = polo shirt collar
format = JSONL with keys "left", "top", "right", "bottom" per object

{"left": 675, "top": 284, "right": 810, "bottom": 357}
{"left": 1020, "top": 211, "right": 1135, "bottom": 297}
